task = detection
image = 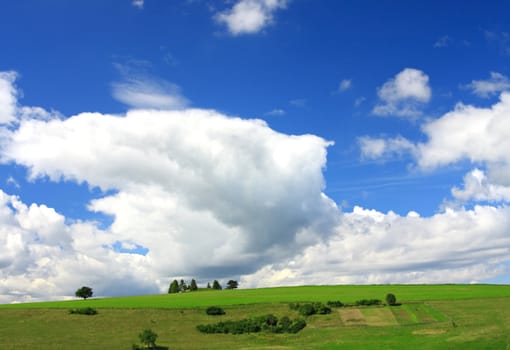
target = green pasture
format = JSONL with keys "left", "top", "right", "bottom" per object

{"left": 0, "top": 285, "right": 509, "bottom": 349}
{"left": 1, "top": 284, "right": 509, "bottom": 309}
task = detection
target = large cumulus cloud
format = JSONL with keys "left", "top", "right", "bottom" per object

{"left": 0, "top": 72, "right": 339, "bottom": 302}
{"left": 241, "top": 205, "right": 510, "bottom": 287}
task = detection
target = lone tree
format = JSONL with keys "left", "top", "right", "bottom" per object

{"left": 190, "top": 279, "right": 198, "bottom": 291}
{"left": 207, "top": 282, "right": 211, "bottom": 289}
{"left": 386, "top": 293, "right": 397, "bottom": 306}
{"left": 226, "top": 280, "right": 238, "bottom": 290}
{"left": 138, "top": 328, "right": 158, "bottom": 349}
{"left": 168, "top": 279, "right": 179, "bottom": 294}
{"left": 212, "top": 280, "right": 222, "bottom": 290}
{"left": 75, "top": 286, "right": 93, "bottom": 300}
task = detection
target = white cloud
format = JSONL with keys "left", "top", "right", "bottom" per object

{"left": 362, "top": 91, "right": 510, "bottom": 201}
{"left": 373, "top": 68, "right": 431, "bottom": 117}
{"left": 0, "top": 190, "right": 158, "bottom": 303}
{"left": 289, "top": 98, "right": 306, "bottom": 107}
{"left": 366, "top": 88, "right": 510, "bottom": 190}
{"left": 132, "top": 0, "right": 144, "bottom": 9}
{"left": 6, "top": 176, "right": 20, "bottom": 188}
{"left": 1, "top": 105, "right": 339, "bottom": 297}
{"left": 452, "top": 168, "right": 510, "bottom": 203}
{"left": 464, "top": 72, "right": 510, "bottom": 98}
{"left": 264, "top": 108, "right": 286, "bottom": 116}
{"left": 215, "top": 0, "right": 287, "bottom": 35}
{"left": 242, "top": 205, "right": 510, "bottom": 287}
{"left": 434, "top": 35, "right": 451, "bottom": 48}
{"left": 112, "top": 77, "right": 189, "bottom": 110}
{"left": 358, "top": 135, "right": 416, "bottom": 160}
{"left": 336, "top": 79, "right": 352, "bottom": 93}
{"left": 417, "top": 93, "right": 510, "bottom": 186}
{"left": 354, "top": 96, "right": 366, "bottom": 107}
{"left": 0, "top": 71, "right": 18, "bottom": 124}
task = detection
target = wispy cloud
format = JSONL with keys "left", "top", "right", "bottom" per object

{"left": 132, "top": 0, "right": 144, "bottom": 9}
{"left": 334, "top": 79, "right": 352, "bottom": 94}
{"left": 484, "top": 30, "right": 510, "bottom": 56}
{"left": 354, "top": 96, "right": 366, "bottom": 107}
{"left": 111, "top": 62, "right": 189, "bottom": 109}
{"left": 6, "top": 176, "right": 20, "bottom": 188}
{"left": 264, "top": 108, "right": 286, "bottom": 116}
{"left": 214, "top": 0, "right": 288, "bottom": 36}
{"left": 463, "top": 72, "right": 510, "bottom": 98}
{"left": 289, "top": 98, "right": 306, "bottom": 107}
{"left": 0, "top": 71, "right": 18, "bottom": 124}
{"left": 433, "top": 35, "right": 451, "bottom": 48}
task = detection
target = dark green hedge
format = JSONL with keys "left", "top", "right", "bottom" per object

{"left": 197, "top": 314, "right": 306, "bottom": 334}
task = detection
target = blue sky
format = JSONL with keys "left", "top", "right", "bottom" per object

{"left": 1, "top": 1, "right": 510, "bottom": 303}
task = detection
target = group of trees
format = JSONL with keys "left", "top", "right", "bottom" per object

{"left": 168, "top": 279, "right": 238, "bottom": 293}
{"left": 168, "top": 279, "right": 198, "bottom": 293}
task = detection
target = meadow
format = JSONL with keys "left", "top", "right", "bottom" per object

{"left": 0, "top": 284, "right": 509, "bottom": 349}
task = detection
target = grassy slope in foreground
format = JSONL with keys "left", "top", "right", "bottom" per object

{"left": 1, "top": 284, "right": 509, "bottom": 309}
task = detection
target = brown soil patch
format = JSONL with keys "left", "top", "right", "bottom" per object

{"left": 339, "top": 308, "right": 366, "bottom": 326}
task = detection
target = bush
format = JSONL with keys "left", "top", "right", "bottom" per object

{"left": 292, "top": 302, "right": 331, "bottom": 316}
{"left": 355, "top": 299, "right": 382, "bottom": 306}
{"left": 314, "top": 302, "right": 332, "bottom": 314}
{"left": 206, "top": 306, "right": 226, "bottom": 315}
{"left": 386, "top": 293, "right": 397, "bottom": 306}
{"left": 138, "top": 329, "right": 158, "bottom": 349}
{"left": 197, "top": 314, "right": 306, "bottom": 335}
{"left": 298, "top": 303, "right": 316, "bottom": 316}
{"left": 327, "top": 300, "right": 344, "bottom": 307}
{"left": 288, "top": 318, "right": 307, "bottom": 333}
{"left": 68, "top": 307, "right": 98, "bottom": 315}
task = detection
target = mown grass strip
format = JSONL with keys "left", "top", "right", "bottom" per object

{"left": 422, "top": 303, "right": 448, "bottom": 321}
{"left": 401, "top": 304, "right": 419, "bottom": 323}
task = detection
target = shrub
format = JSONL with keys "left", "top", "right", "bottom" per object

{"left": 68, "top": 307, "right": 98, "bottom": 315}
{"left": 314, "top": 302, "right": 332, "bottom": 314}
{"left": 298, "top": 303, "right": 316, "bottom": 316}
{"left": 355, "top": 299, "right": 382, "bottom": 306}
{"left": 206, "top": 306, "right": 226, "bottom": 315}
{"left": 327, "top": 300, "right": 344, "bottom": 307}
{"left": 138, "top": 329, "right": 158, "bottom": 349}
{"left": 293, "top": 302, "right": 331, "bottom": 316}
{"left": 288, "top": 318, "right": 307, "bottom": 333}
{"left": 386, "top": 293, "right": 397, "bottom": 306}
{"left": 197, "top": 314, "right": 306, "bottom": 335}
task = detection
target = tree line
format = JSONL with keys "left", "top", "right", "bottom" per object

{"left": 168, "top": 279, "right": 238, "bottom": 293}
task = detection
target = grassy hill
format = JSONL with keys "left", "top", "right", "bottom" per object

{"left": 0, "top": 284, "right": 509, "bottom": 349}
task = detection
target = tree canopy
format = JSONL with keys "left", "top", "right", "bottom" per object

{"left": 212, "top": 280, "right": 222, "bottom": 290}
{"left": 168, "top": 279, "right": 179, "bottom": 294}
{"left": 75, "top": 286, "right": 93, "bottom": 300}
{"left": 226, "top": 280, "right": 238, "bottom": 290}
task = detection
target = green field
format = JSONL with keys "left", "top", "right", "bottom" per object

{"left": 0, "top": 284, "right": 509, "bottom": 349}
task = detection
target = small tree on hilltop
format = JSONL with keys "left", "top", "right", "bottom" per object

{"left": 212, "top": 280, "right": 222, "bottom": 290}
{"left": 168, "top": 279, "right": 179, "bottom": 294}
{"left": 138, "top": 329, "right": 158, "bottom": 349}
{"left": 207, "top": 282, "right": 211, "bottom": 289}
{"left": 75, "top": 286, "right": 93, "bottom": 300}
{"left": 190, "top": 279, "right": 198, "bottom": 291}
{"left": 226, "top": 280, "right": 238, "bottom": 290}
{"left": 386, "top": 293, "right": 397, "bottom": 306}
